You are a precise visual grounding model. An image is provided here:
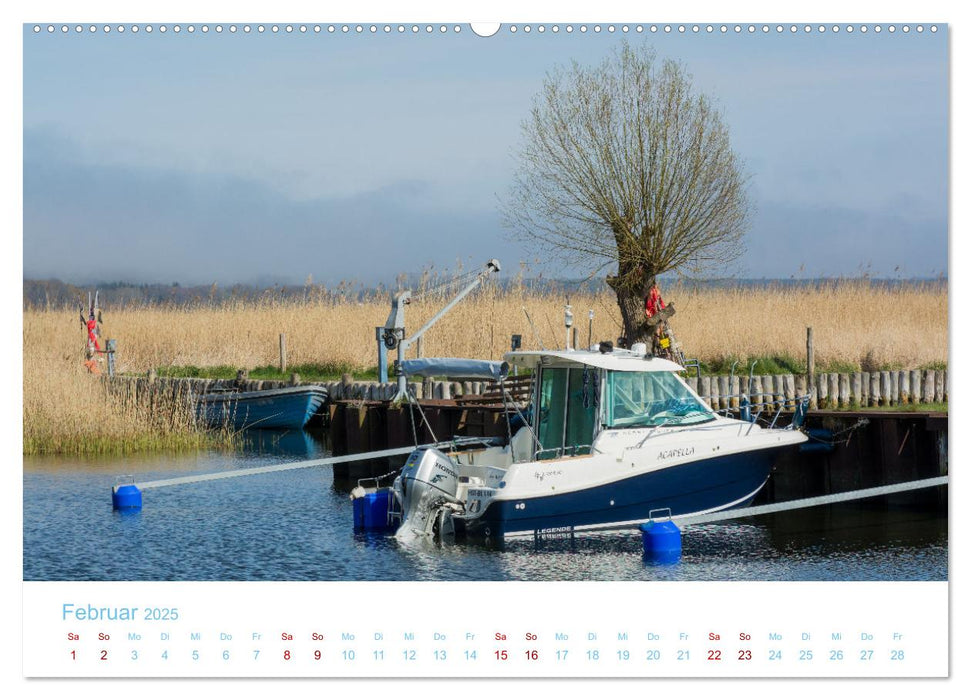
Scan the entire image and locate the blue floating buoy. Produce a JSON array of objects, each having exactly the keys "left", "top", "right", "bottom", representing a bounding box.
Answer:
[
  {"left": 351, "top": 487, "right": 397, "bottom": 531},
  {"left": 112, "top": 482, "right": 142, "bottom": 511},
  {"left": 640, "top": 516, "right": 682, "bottom": 564}
]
